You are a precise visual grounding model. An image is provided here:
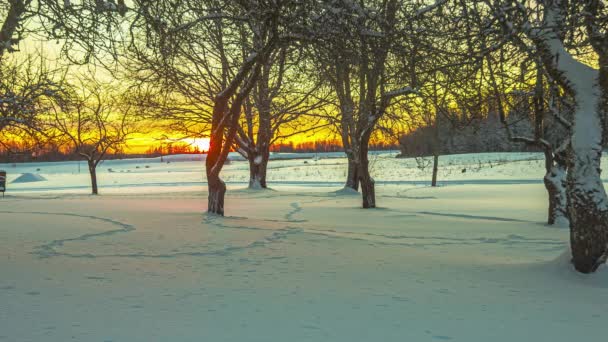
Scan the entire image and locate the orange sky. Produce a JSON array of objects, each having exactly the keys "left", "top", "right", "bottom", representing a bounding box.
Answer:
[{"left": 125, "top": 127, "right": 340, "bottom": 154}]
